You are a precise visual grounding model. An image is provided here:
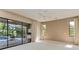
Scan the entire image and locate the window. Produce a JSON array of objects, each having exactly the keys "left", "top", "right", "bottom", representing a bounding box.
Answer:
[{"left": 69, "top": 20, "right": 76, "bottom": 37}]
